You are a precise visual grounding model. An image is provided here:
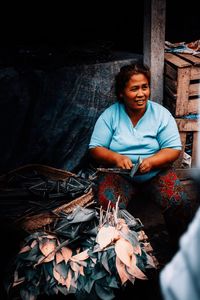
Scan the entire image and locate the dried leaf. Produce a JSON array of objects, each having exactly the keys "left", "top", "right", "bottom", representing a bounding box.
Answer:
[
  {"left": 43, "top": 253, "right": 55, "bottom": 263},
  {"left": 30, "top": 240, "right": 37, "bottom": 249},
  {"left": 13, "top": 271, "right": 25, "bottom": 287},
  {"left": 53, "top": 267, "right": 66, "bottom": 285},
  {"left": 39, "top": 239, "right": 56, "bottom": 257},
  {"left": 61, "top": 246, "right": 72, "bottom": 263},
  {"left": 91, "top": 257, "right": 97, "bottom": 264},
  {"left": 19, "top": 245, "right": 31, "bottom": 254},
  {"left": 79, "top": 265, "right": 84, "bottom": 276},
  {"left": 120, "top": 230, "right": 139, "bottom": 248},
  {"left": 55, "top": 251, "right": 64, "bottom": 264},
  {"left": 143, "top": 242, "right": 153, "bottom": 253},
  {"left": 115, "top": 256, "right": 129, "bottom": 285},
  {"left": 115, "top": 238, "right": 133, "bottom": 267},
  {"left": 146, "top": 253, "right": 158, "bottom": 269},
  {"left": 70, "top": 261, "right": 80, "bottom": 273},
  {"left": 65, "top": 269, "right": 72, "bottom": 290},
  {"left": 133, "top": 244, "right": 142, "bottom": 256},
  {"left": 96, "top": 225, "right": 119, "bottom": 249},
  {"left": 137, "top": 230, "right": 148, "bottom": 241},
  {"left": 116, "top": 219, "right": 129, "bottom": 234},
  {"left": 124, "top": 272, "right": 135, "bottom": 285},
  {"left": 71, "top": 249, "right": 89, "bottom": 261},
  {"left": 126, "top": 255, "right": 147, "bottom": 280}
]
